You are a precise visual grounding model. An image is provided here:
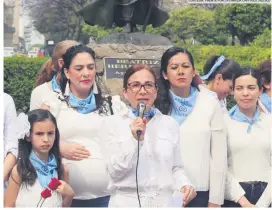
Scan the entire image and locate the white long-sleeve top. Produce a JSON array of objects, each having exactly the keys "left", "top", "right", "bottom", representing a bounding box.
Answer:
[
  {"left": 98, "top": 101, "right": 192, "bottom": 206},
  {"left": 224, "top": 112, "right": 271, "bottom": 207},
  {"left": 4, "top": 93, "right": 18, "bottom": 158},
  {"left": 30, "top": 82, "right": 62, "bottom": 117},
  {"left": 177, "top": 89, "right": 228, "bottom": 205},
  {"left": 199, "top": 84, "right": 228, "bottom": 114}
]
